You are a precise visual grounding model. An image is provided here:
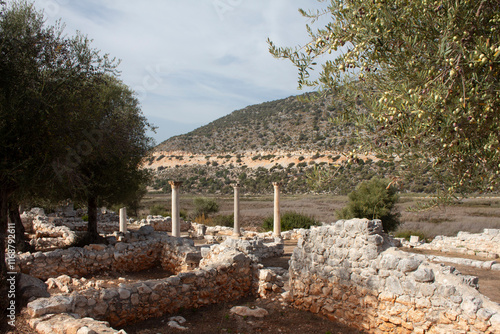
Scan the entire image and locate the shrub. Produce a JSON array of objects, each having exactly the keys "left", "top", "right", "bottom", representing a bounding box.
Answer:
[
  {"left": 211, "top": 214, "right": 234, "bottom": 227},
  {"left": 262, "top": 211, "right": 320, "bottom": 232},
  {"left": 193, "top": 197, "right": 219, "bottom": 218},
  {"left": 394, "top": 230, "right": 428, "bottom": 243},
  {"left": 337, "top": 177, "right": 401, "bottom": 232},
  {"left": 149, "top": 204, "right": 170, "bottom": 217}
]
